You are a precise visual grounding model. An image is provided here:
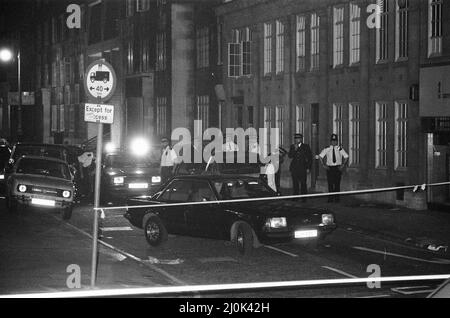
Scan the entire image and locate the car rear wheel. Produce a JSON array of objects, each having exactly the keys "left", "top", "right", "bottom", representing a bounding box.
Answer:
[
  {"left": 144, "top": 215, "right": 168, "bottom": 247},
  {"left": 62, "top": 207, "right": 73, "bottom": 220},
  {"left": 233, "top": 222, "right": 254, "bottom": 256}
]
